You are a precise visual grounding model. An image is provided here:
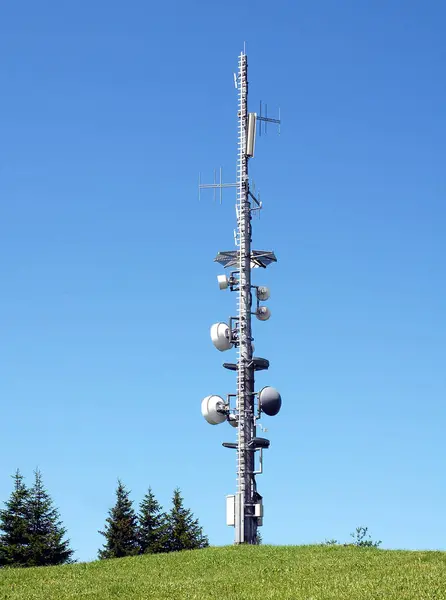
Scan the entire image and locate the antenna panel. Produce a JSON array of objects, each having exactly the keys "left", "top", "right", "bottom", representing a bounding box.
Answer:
[{"left": 246, "top": 113, "right": 257, "bottom": 157}]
